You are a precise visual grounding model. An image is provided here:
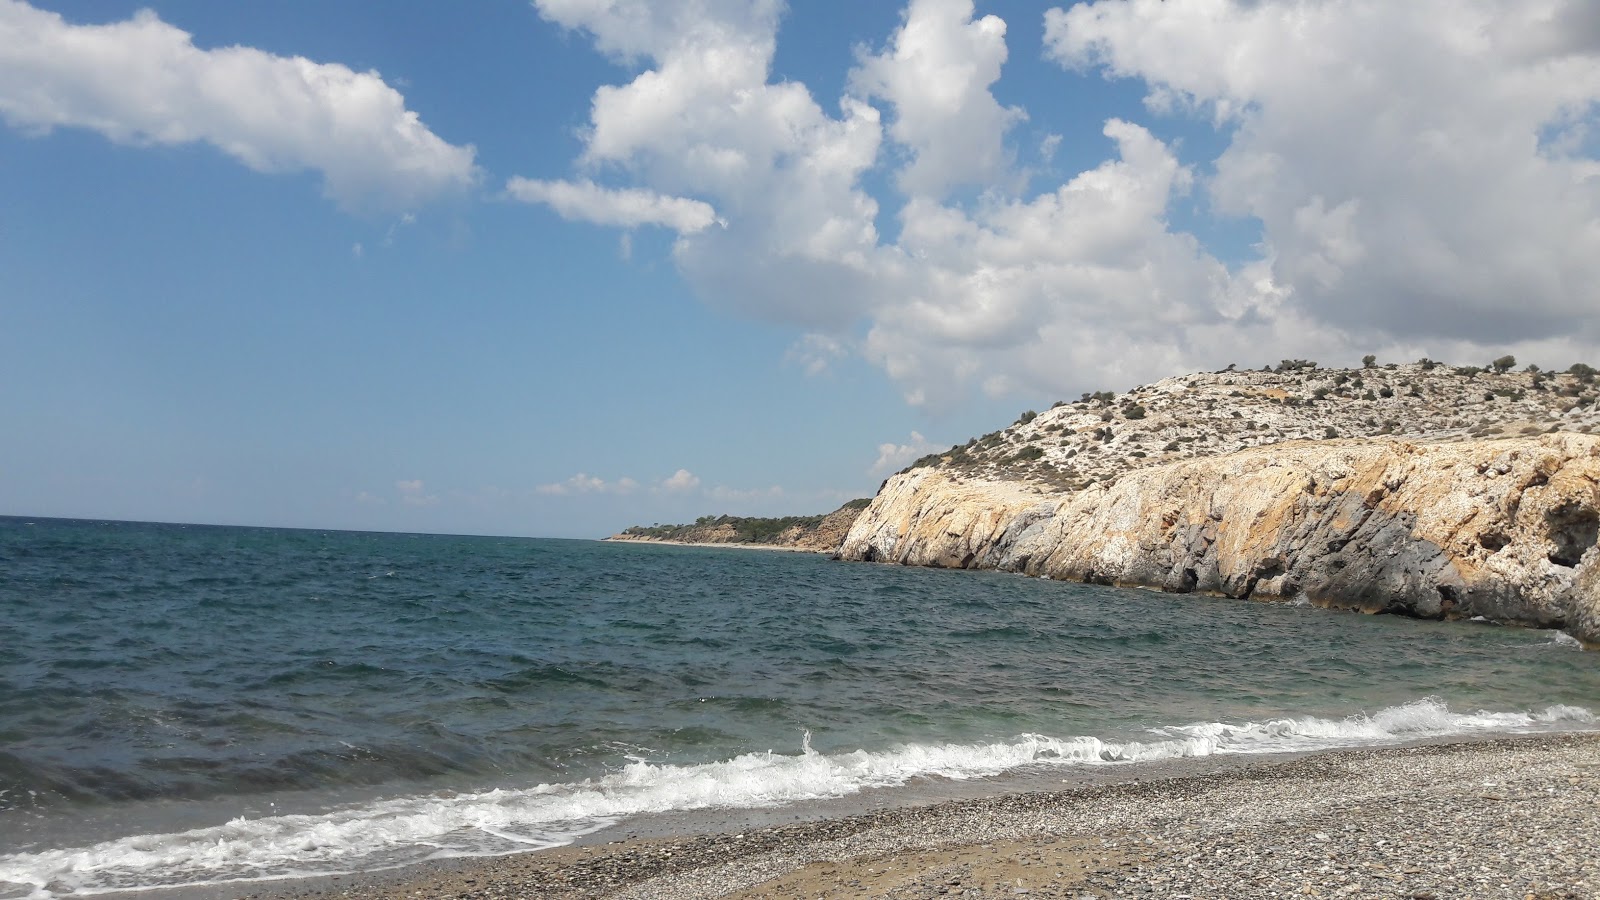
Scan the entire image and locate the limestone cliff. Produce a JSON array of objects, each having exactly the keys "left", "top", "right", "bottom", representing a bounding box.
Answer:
[{"left": 838, "top": 434, "right": 1600, "bottom": 646}]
